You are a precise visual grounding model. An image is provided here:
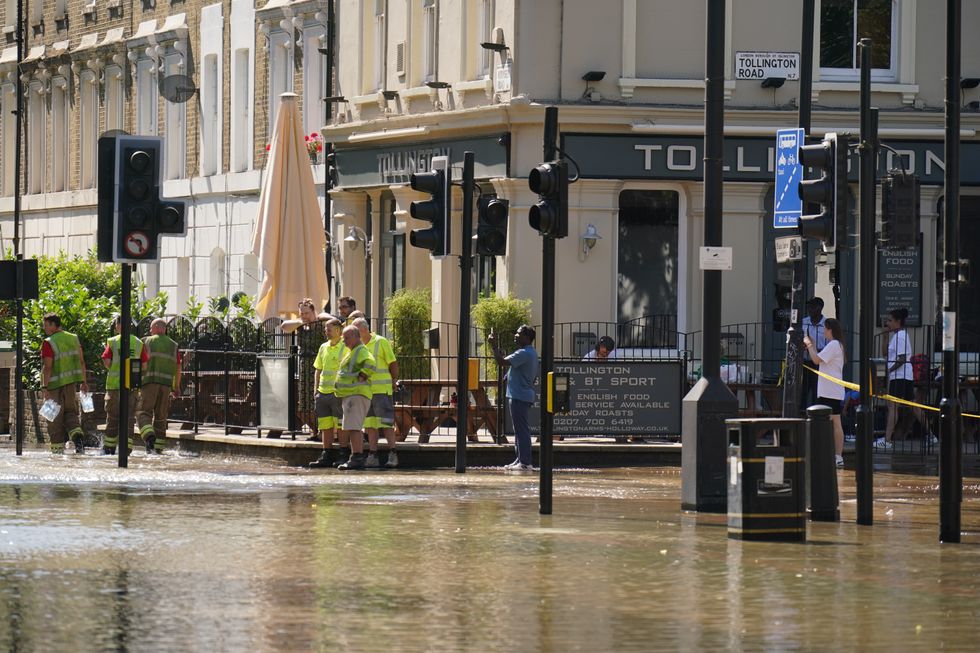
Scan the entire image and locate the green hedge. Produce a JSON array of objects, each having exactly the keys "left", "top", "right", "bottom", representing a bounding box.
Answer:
[{"left": 384, "top": 287, "right": 431, "bottom": 380}]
